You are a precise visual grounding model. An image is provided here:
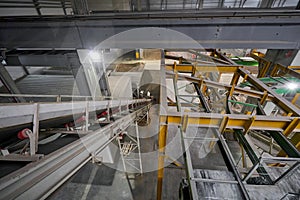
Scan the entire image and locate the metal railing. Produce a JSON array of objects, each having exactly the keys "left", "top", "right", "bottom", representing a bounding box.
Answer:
[{"left": 0, "top": 93, "right": 139, "bottom": 103}]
